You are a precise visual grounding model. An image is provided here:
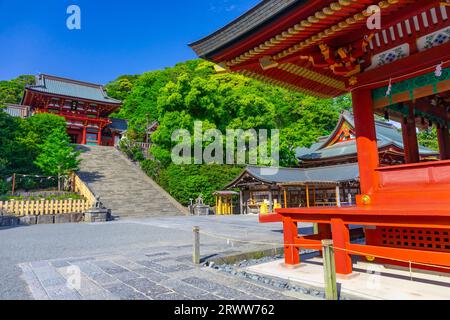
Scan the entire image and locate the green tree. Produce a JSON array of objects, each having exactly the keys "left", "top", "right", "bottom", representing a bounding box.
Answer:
[
  {"left": 105, "top": 75, "right": 139, "bottom": 101},
  {"left": 418, "top": 127, "right": 439, "bottom": 151},
  {"left": 0, "top": 75, "right": 35, "bottom": 104},
  {"left": 105, "top": 59, "right": 352, "bottom": 204},
  {"left": 155, "top": 163, "right": 243, "bottom": 206},
  {"left": 34, "top": 128, "right": 81, "bottom": 191},
  {"left": 18, "top": 113, "right": 67, "bottom": 158}
]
